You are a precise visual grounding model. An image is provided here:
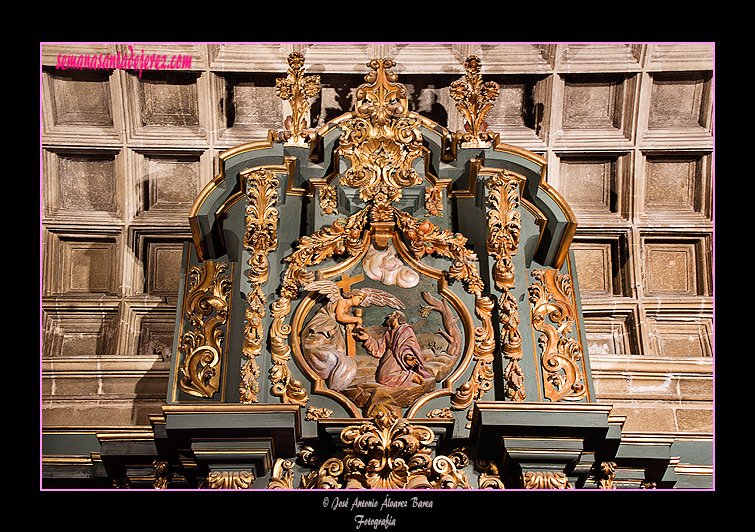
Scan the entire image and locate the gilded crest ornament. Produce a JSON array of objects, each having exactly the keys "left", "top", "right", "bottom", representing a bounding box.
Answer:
[{"left": 337, "top": 59, "right": 424, "bottom": 201}]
